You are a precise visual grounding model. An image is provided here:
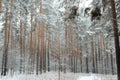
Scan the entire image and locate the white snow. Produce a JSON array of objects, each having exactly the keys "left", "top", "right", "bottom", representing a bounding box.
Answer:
[
  {"left": 0, "top": 22, "right": 3, "bottom": 31},
  {"left": 79, "top": 0, "right": 93, "bottom": 8},
  {"left": 77, "top": 74, "right": 101, "bottom": 80},
  {"left": 0, "top": 72, "right": 117, "bottom": 80}
]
